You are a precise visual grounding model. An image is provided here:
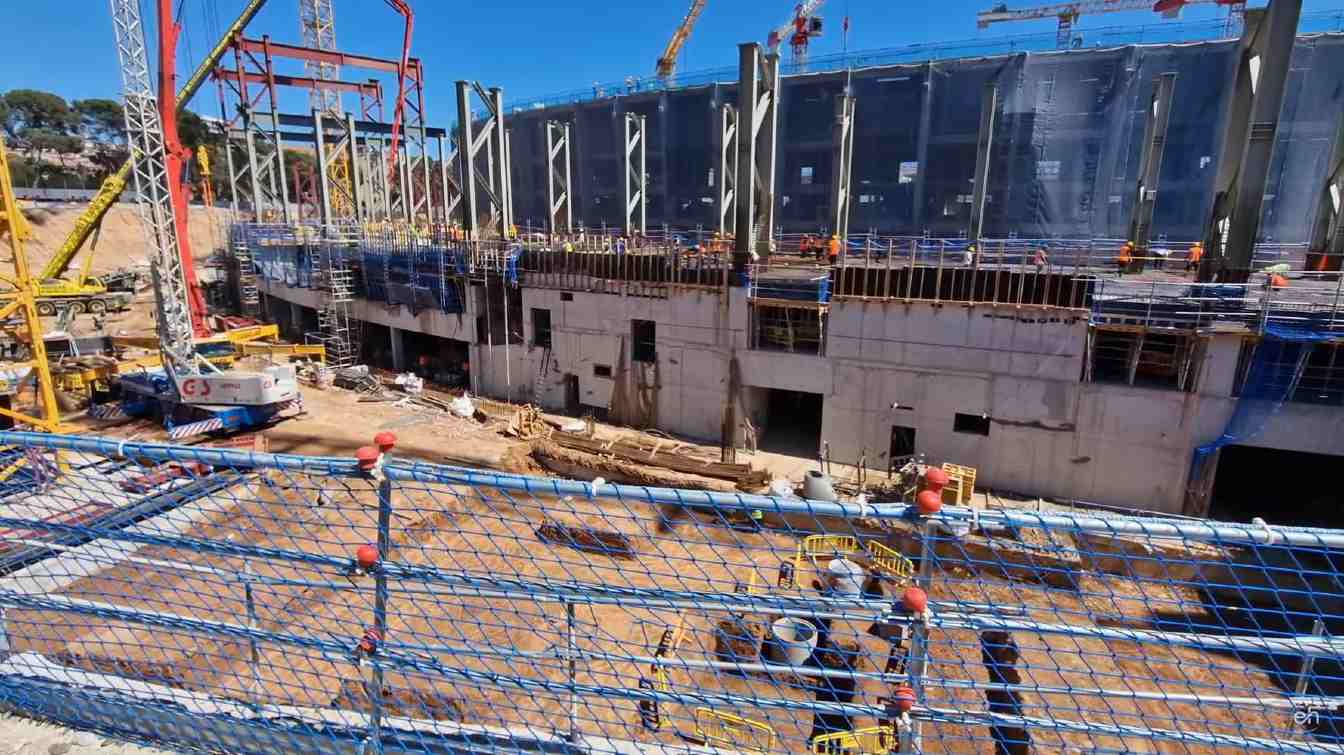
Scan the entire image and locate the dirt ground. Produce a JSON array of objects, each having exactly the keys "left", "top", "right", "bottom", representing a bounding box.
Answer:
[{"left": 0, "top": 205, "right": 1316, "bottom": 752}]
